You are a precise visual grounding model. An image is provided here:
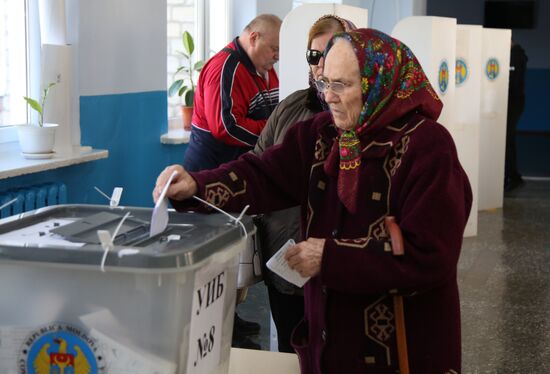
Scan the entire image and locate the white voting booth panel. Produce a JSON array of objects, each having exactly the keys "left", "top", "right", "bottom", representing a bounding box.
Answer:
[
  {"left": 279, "top": 4, "right": 368, "bottom": 101},
  {"left": 455, "top": 25, "right": 482, "bottom": 237},
  {"left": 478, "top": 28, "right": 511, "bottom": 211},
  {"left": 391, "top": 17, "right": 457, "bottom": 132}
]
